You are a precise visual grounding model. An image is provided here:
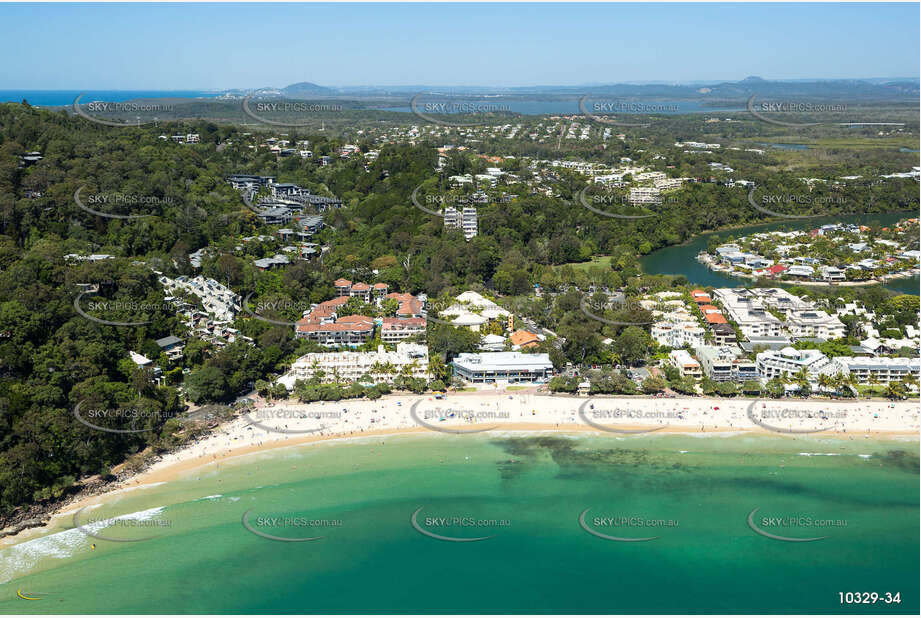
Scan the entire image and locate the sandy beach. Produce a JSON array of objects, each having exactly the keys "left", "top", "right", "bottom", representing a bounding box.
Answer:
[{"left": 2, "top": 391, "right": 918, "bottom": 548}]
